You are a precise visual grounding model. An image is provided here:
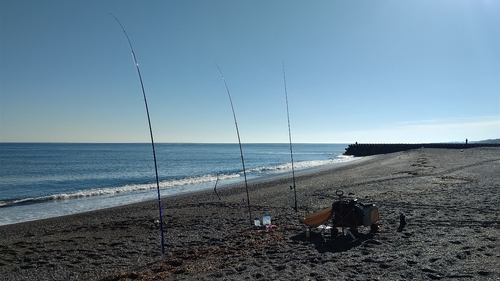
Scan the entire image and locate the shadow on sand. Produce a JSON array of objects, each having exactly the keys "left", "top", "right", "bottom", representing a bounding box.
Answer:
[{"left": 291, "top": 229, "right": 379, "bottom": 253}]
